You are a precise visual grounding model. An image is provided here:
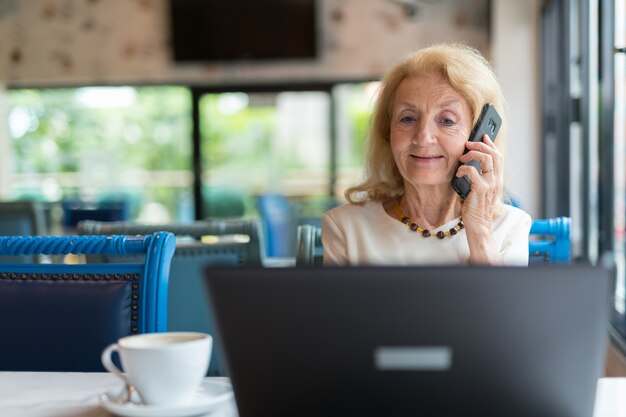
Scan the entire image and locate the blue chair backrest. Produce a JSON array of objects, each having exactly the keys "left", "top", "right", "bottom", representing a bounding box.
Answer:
[
  {"left": 167, "top": 242, "right": 262, "bottom": 375},
  {"left": 528, "top": 217, "right": 571, "bottom": 264},
  {"left": 0, "top": 233, "right": 176, "bottom": 372},
  {"left": 256, "top": 193, "right": 295, "bottom": 257}
]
